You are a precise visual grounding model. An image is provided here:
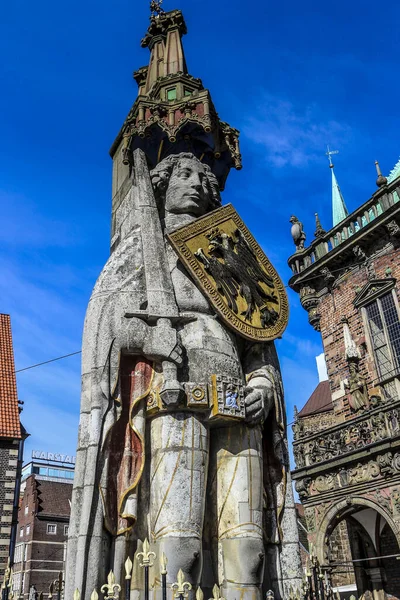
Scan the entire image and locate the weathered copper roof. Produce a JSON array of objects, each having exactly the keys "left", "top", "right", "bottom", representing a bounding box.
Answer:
[
  {"left": 298, "top": 380, "right": 332, "bottom": 418},
  {"left": 388, "top": 157, "right": 400, "bottom": 183},
  {"left": 0, "top": 314, "right": 22, "bottom": 439}
]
